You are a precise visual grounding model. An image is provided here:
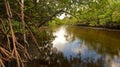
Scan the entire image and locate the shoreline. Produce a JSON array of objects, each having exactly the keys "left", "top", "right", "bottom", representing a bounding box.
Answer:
[{"left": 75, "top": 25, "right": 120, "bottom": 32}]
